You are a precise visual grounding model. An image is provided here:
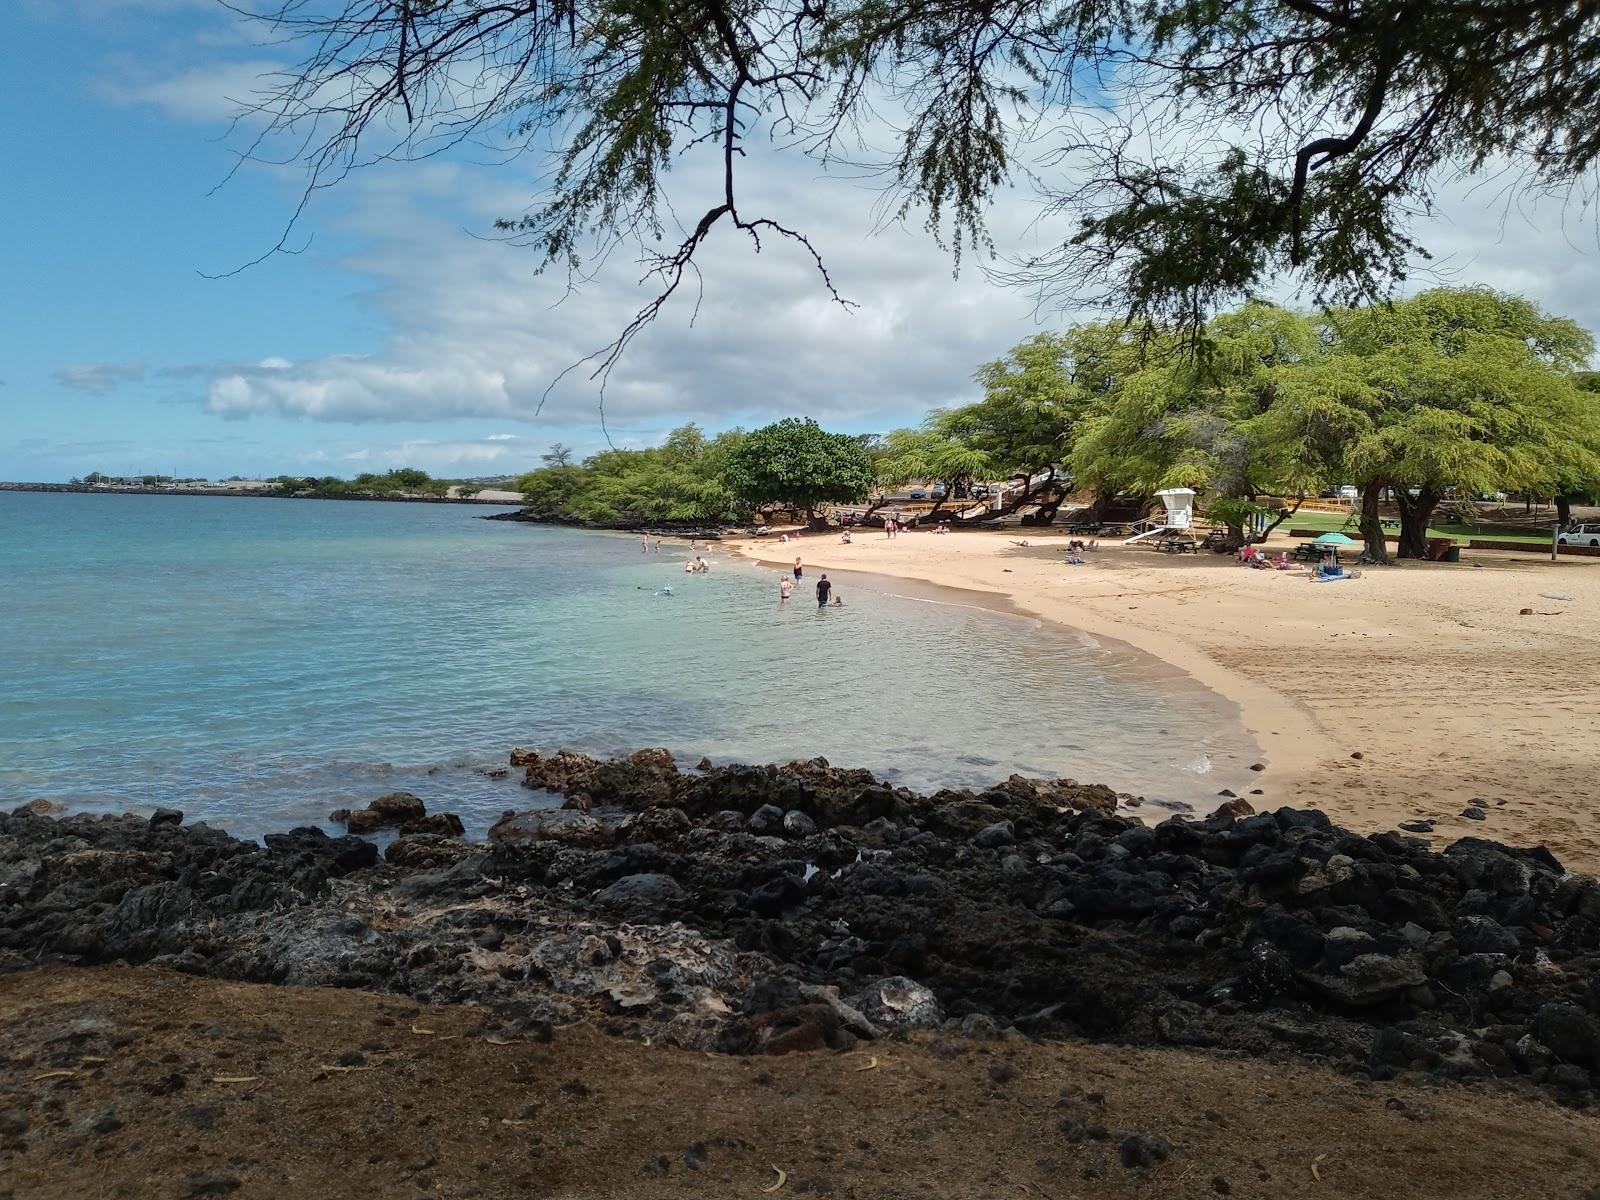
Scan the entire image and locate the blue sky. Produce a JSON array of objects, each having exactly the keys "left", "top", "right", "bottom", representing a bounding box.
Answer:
[
  {"left": 4, "top": 0, "right": 1025, "bottom": 482},
  {"left": 6, "top": 1, "right": 1600, "bottom": 483}
]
